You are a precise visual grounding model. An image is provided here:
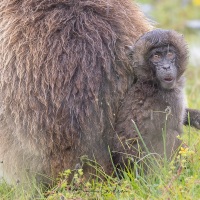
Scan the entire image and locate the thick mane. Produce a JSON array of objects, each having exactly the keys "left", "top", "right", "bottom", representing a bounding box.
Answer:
[{"left": 0, "top": 0, "right": 151, "bottom": 179}]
